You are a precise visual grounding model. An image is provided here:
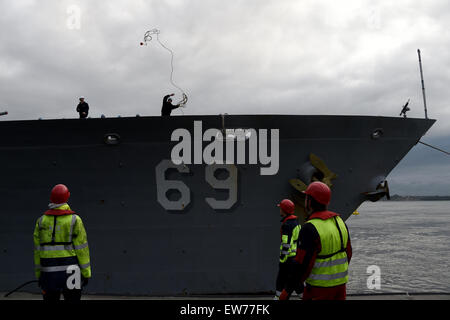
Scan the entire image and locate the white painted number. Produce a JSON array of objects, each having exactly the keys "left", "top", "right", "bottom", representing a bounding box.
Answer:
[
  {"left": 155, "top": 160, "right": 191, "bottom": 211},
  {"left": 155, "top": 161, "right": 238, "bottom": 211},
  {"left": 205, "top": 164, "right": 238, "bottom": 210}
]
